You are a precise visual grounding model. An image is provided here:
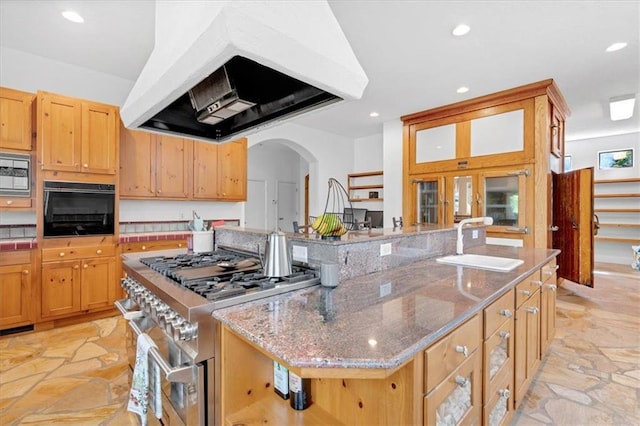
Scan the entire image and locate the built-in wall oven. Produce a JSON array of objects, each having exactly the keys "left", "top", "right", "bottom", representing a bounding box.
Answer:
[{"left": 43, "top": 181, "right": 115, "bottom": 237}]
